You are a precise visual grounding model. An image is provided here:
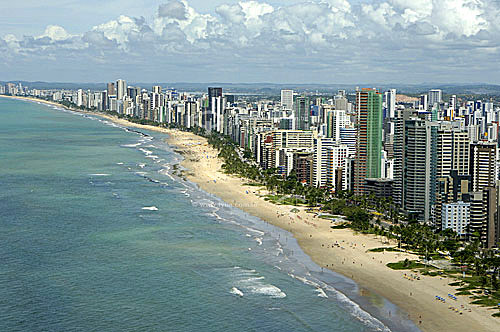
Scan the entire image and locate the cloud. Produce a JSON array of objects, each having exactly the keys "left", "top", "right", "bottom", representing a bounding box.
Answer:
[
  {"left": 158, "top": 0, "right": 188, "bottom": 20},
  {"left": 1, "top": 0, "right": 500, "bottom": 83},
  {"left": 39, "top": 25, "right": 72, "bottom": 41}
]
